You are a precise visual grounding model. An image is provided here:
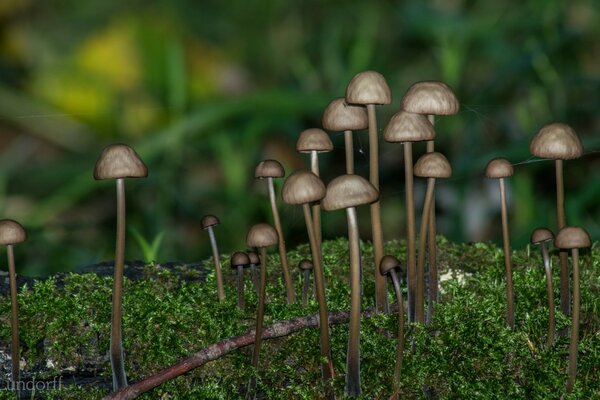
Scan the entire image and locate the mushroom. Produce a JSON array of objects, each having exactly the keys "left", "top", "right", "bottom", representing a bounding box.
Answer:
[
  {"left": 554, "top": 226, "right": 591, "bottom": 392},
  {"left": 485, "top": 158, "right": 515, "bottom": 329},
  {"left": 298, "top": 259, "right": 314, "bottom": 306},
  {"left": 246, "top": 223, "right": 279, "bottom": 397},
  {"left": 255, "top": 159, "right": 295, "bottom": 304},
  {"left": 383, "top": 111, "right": 435, "bottom": 323},
  {"left": 0, "top": 219, "right": 27, "bottom": 387},
  {"left": 201, "top": 214, "right": 225, "bottom": 302},
  {"left": 247, "top": 251, "right": 260, "bottom": 295},
  {"left": 379, "top": 255, "right": 406, "bottom": 400},
  {"left": 94, "top": 143, "right": 148, "bottom": 390},
  {"left": 530, "top": 228, "right": 556, "bottom": 347},
  {"left": 322, "top": 97, "right": 368, "bottom": 174},
  {"left": 346, "top": 70, "right": 392, "bottom": 313},
  {"left": 321, "top": 174, "right": 379, "bottom": 397},
  {"left": 530, "top": 123, "right": 583, "bottom": 318},
  {"left": 282, "top": 170, "right": 335, "bottom": 388},
  {"left": 231, "top": 251, "right": 250, "bottom": 310},
  {"left": 296, "top": 128, "right": 333, "bottom": 248},
  {"left": 413, "top": 152, "right": 452, "bottom": 324}
]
